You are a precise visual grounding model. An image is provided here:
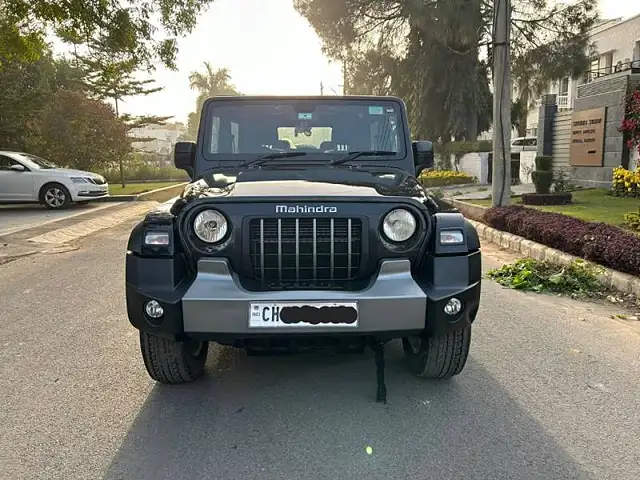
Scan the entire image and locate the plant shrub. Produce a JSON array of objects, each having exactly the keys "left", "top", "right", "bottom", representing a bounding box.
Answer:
[
  {"left": 618, "top": 85, "right": 640, "bottom": 165},
  {"left": 531, "top": 171, "right": 554, "bottom": 194},
  {"left": 97, "top": 163, "right": 190, "bottom": 182},
  {"left": 611, "top": 166, "right": 640, "bottom": 197},
  {"left": 624, "top": 208, "right": 640, "bottom": 231},
  {"left": 530, "top": 155, "right": 554, "bottom": 194},
  {"left": 535, "top": 155, "right": 553, "bottom": 171},
  {"left": 483, "top": 205, "right": 640, "bottom": 276},
  {"left": 418, "top": 170, "right": 476, "bottom": 187}
]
